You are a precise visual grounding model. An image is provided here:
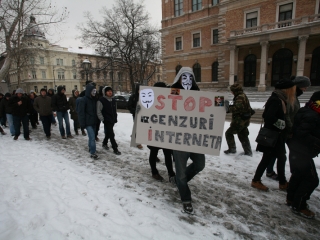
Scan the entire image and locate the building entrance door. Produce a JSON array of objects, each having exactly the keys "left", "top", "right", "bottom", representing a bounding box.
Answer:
[
  {"left": 244, "top": 54, "right": 256, "bottom": 87},
  {"left": 272, "top": 49, "right": 293, "bottom": 86},
  {"left": 311, "top": 47, "right": 320, "bottom": 86}
]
